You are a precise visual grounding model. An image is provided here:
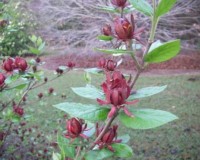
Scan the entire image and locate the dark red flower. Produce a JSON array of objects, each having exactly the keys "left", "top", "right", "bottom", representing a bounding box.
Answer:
[
  {"left": 35, "top": 57, "right": 41, "bottom": 63},
  {"left": 65, "top": 118, "right": 87, "bottom": 139},
  {"left": 2, "top": 58, "right": 15, "bottom": 72},
  {"left": 67, "top": 61, "right": 75, "bottom": 69},
  {"left": 96, "top": 124, "right": 121, "bottom": 151},
  {"left": 0, "top": 73, "right": 6, "bottom": 88},
  {"left": 56, "top": 68, "right": 63, "bottom": 75},
  {"left": 38, "top": 93, "right": 43, "bottom": 99},
  {"left": 114, "top": 17, "right": 133, "bottom": 41},
  {"left": 102, "top": 24, "right": 112, "bottom": 36},
  {"left": 97, "top": 71, "right": 138, "bottom": 117},
  {"left": 13, "top": 106, "right": 24, "bottom": 117},
  {"left": 111, "top": 0, "right": 127, "bottom": 8},
  {"left": 48, "top": 88, "right": 54, "bottom": 94},
  {"left": 14, "top": 57, "right": 28, "bottom": 71},
  {"left": 106, "top": 60, "right": 117, "bottom": 71}
]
